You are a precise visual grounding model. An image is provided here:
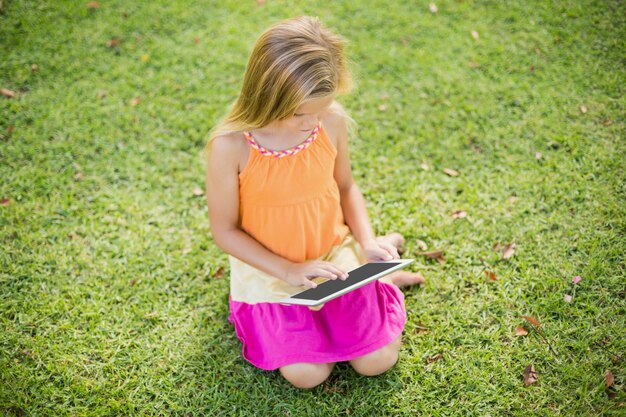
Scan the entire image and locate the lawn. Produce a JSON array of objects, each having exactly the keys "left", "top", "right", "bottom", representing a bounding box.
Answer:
[{"left": 1, "top": 0, "right": 624, "bottom": 416}]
